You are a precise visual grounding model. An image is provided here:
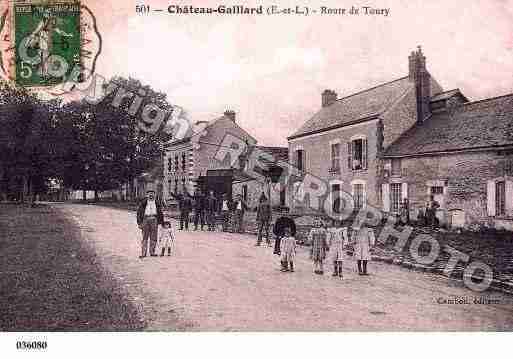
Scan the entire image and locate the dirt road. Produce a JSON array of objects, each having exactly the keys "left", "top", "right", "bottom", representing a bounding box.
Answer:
[{"left": 55, "top": 203, "right": 513, "bottom": 331}]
